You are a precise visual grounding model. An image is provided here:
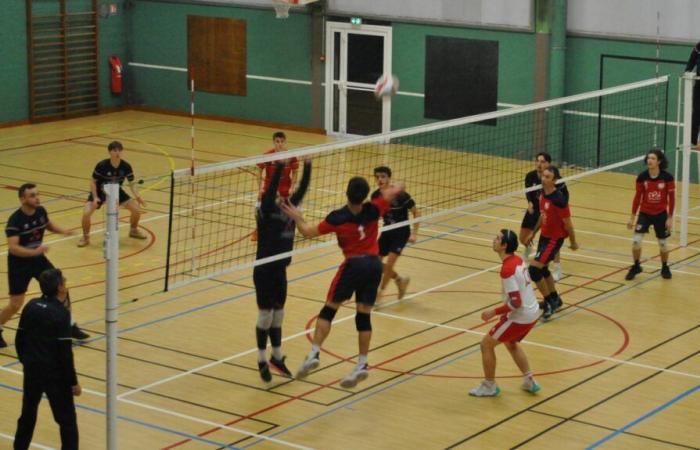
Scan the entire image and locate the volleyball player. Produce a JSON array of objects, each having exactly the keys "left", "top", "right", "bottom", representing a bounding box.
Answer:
[
  {"left": 254, "top": 157, "right": 311, "bottom": 382},
  {"left": 77, "top": 141, "right": 147, "bottom": 247},
  {"left": 524, "top": 167, "right": 578, "bottom": 320},
  {"left": 470, "top": 229, "right": 541, "bottom": 397},
  {"left": 281, "top": 177, "right": 402, "bottom": 388},
  {"left": 371, "top": 166, "right": 420, "bottom": 299},
  {"left": 626, "top": 149, "right": 675, "bottom": 280},
  {"left": 1, "top": 184, "right": 89, "bottom": 348}
]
